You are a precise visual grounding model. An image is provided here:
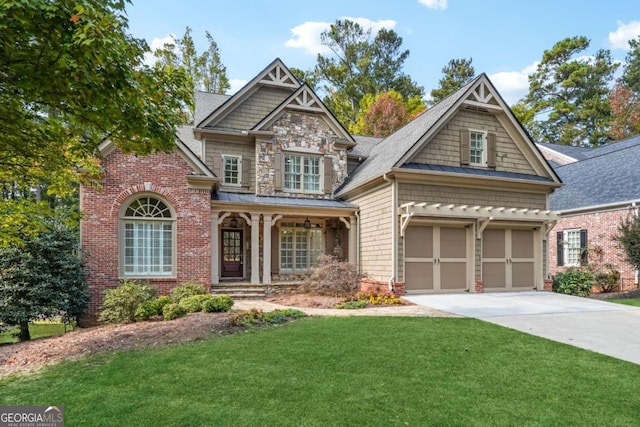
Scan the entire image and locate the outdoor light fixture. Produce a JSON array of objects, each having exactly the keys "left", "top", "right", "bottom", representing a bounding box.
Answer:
[
  {"left": 304, "top": 218, "right": 311, "bottom": 229},
  {"left": 230, "top": 215, "right": 239, "bottom": 229}
]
